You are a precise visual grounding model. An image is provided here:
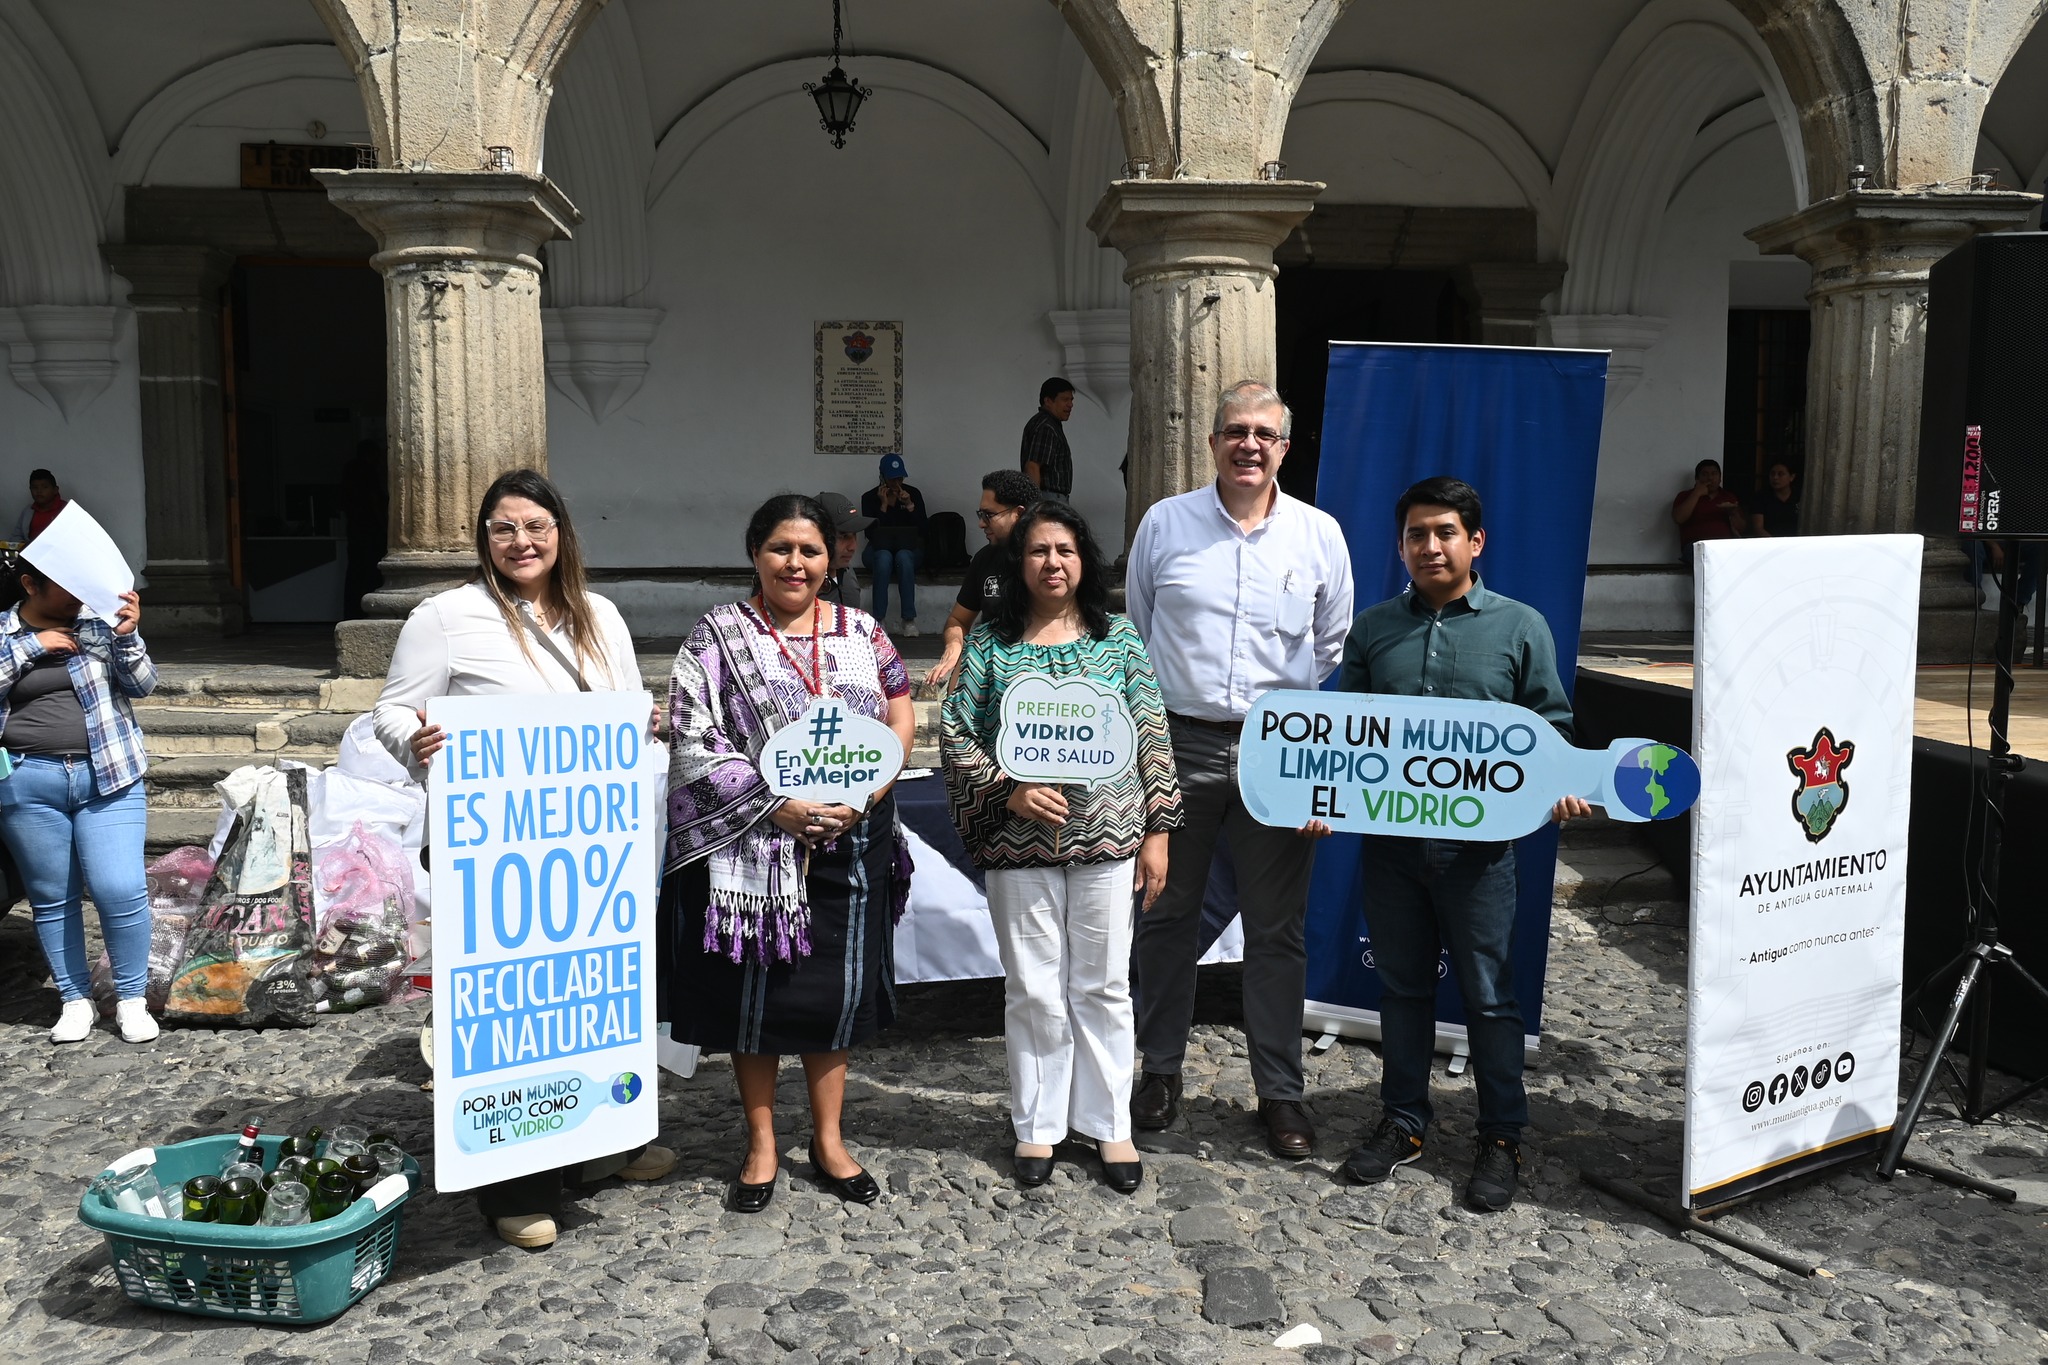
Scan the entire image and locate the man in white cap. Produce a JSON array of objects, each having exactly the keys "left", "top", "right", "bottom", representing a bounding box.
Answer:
[{"left": 814, "top": 490, "right": 872, "bottom": 609}]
